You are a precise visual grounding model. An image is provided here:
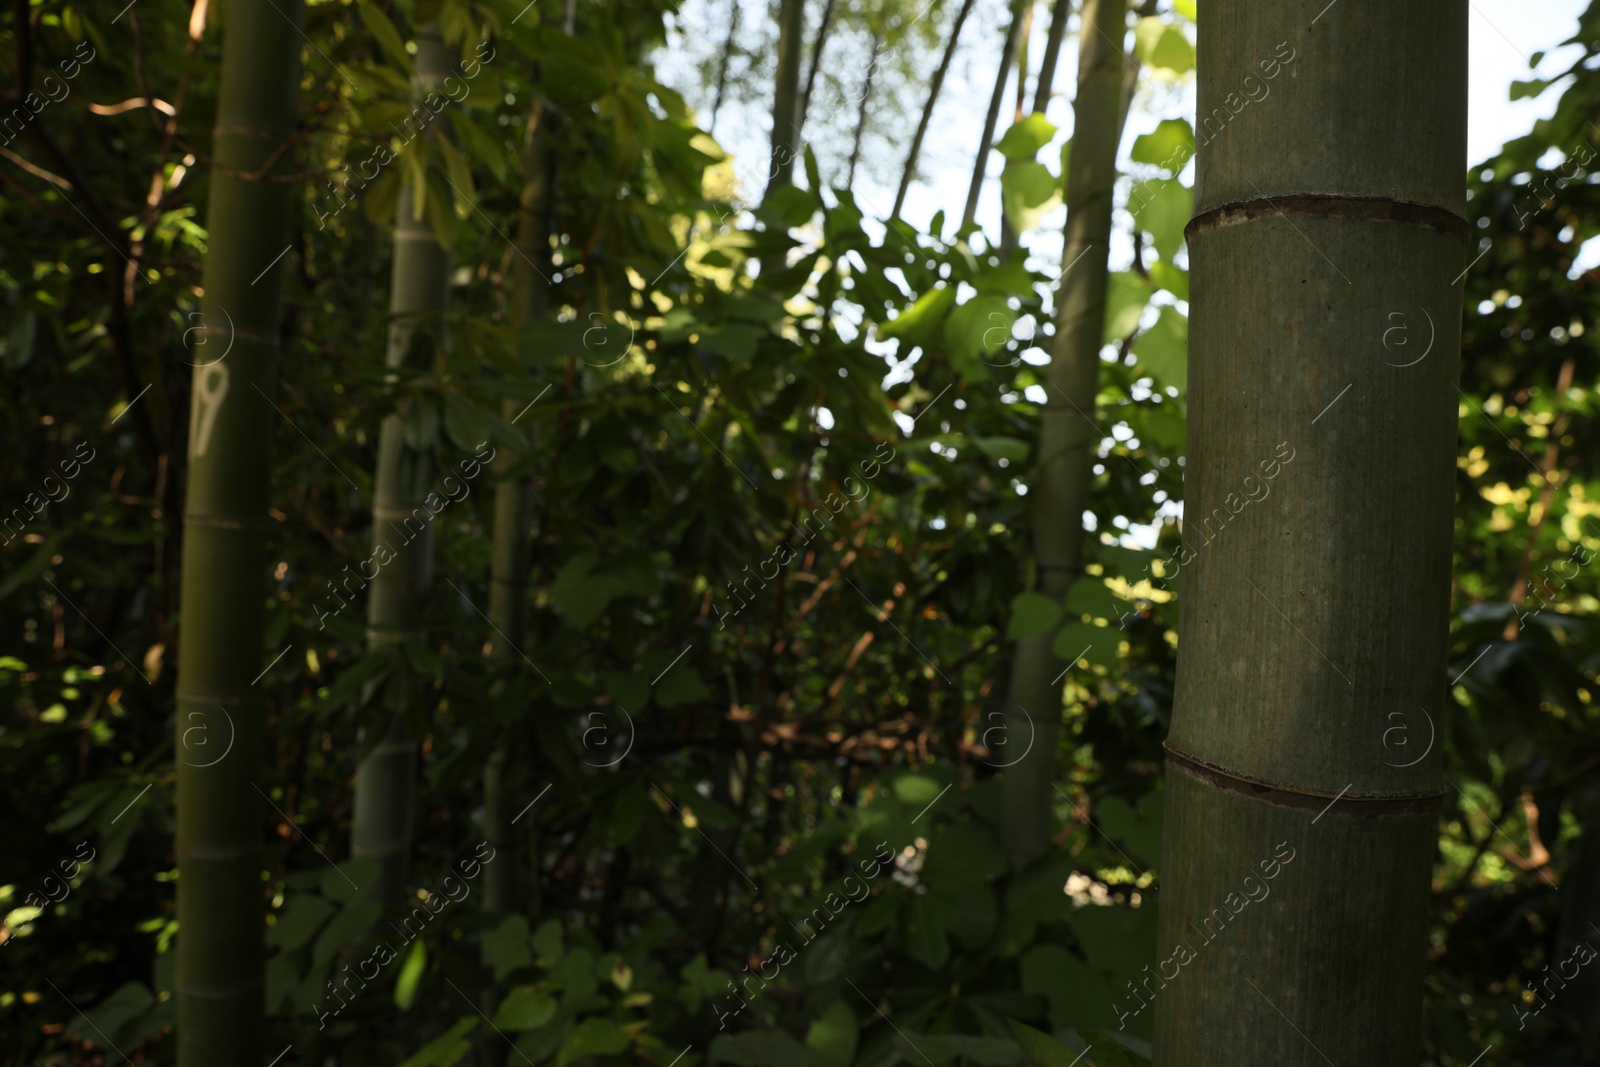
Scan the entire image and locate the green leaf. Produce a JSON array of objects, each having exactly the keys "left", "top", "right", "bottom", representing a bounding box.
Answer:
[
  {"left": 399, "top": 1017, "right": 477, "bottom": 1067},
  {"left": 1079, "top": 1031, "right": 1150, "bottom": 1067},
  {"left": 903, "top": 1033, "right": 1025, "bottom": 1065},
  {"left": 1149, "top": 260, "right": 1188, "bottom": 301},
  {"left": 4, "top": 310, "right": 37, "bottom": 369},
  {"left": 700, "top": 323, "right": 765, "bottom": 364},
  {"left": 1134, "top": 17, "right": 1194, "bottom": 75},
  {"left": 485, "top": 914, "right": 534, "bottom": 980},
  {"left": 1173, "top": 0, "right": 1196, "bottom": 19},
  {"left": 974, "top": 436, "right": 1030, "bottom": 463},
  {"left": 532, "top": 918, "right": 563, "bottom": 965},
  {"left": 1001, "top": 161, "right": 1063, "bottom": 233},
  {"left": 892, "top": 772, "right": 946, "bottom": 807},
  {"left": 657, "top": 665, "right": 711, "bottom": 708},
  {"left": 1008, "top": 1018, "right": 1081, "bottom": 1067},
  {"left": 1130, "top": 119, "right": 1195, "bottom": 174},
  {"left": 357, "top": 1, "right": 414, "bottom": 74},
  {"left": 1018, "top": 944, "right": 1117, "bottom": 1031},
  {"left": 494, "top": 987, "right": 558, "bottom": 1030},
  {"left": 266, "top": 894, "right": 336, "bottom": 951},
  {"left": 322, "top": 859, "right": 379, "bottom": 904},
  {"left": 1103, "top": 272, "right": 1151, "bottom": 343},
  {"left": 394, "top": 938, "right": 427, "bottom": 1010},
  {"left": 1008, "top": 592, "right": 1064, "bottom": 640},
  {"left": 903, "top": 894, "right": 951, "bottom": 968},
  {"left": 878, "top": 286, "right": 955, "bottom": 345},
  {"left": 556, "top": 1018, "right": 631, "bottom": 1067},
  {"left": 1509, "top": 78, "right": 1552, "bottom": 101},
  {"left": 1133, "top": 306, "right": 1188, "bottom": 392},
  {"left": 944, "top": 294, "right": 1013, "bottom": 375},
  {"left": 763, "top": 184, "right": 822, "bottom": 228},
  {"left": 805, "top": 1001, "right": 859, "bottom": 1067},
  {"left": 312, "top": 900, "right": 381, "bottom": 970},
  {"left": 713, "top": 1031, "right": 824, "bottom": 1067},
  {"left": 995, "top": 113, "right": 1060, "bottom": 160},
  {"left": 1129, "top": 179, "right": 1191, "bottom": 262},
  {"left": 1052, "top": 621, "right": 1118, "bottom": 671}
]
